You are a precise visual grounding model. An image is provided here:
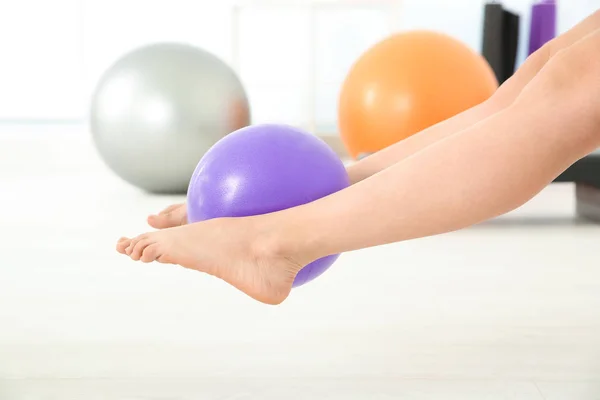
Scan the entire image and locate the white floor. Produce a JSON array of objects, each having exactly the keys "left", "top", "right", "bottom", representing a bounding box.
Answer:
[{"left": 2, "top": 124, "right": 600, "bottom": 399}]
